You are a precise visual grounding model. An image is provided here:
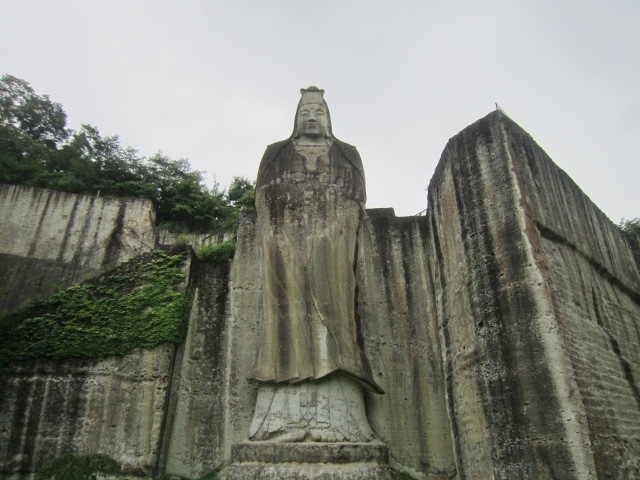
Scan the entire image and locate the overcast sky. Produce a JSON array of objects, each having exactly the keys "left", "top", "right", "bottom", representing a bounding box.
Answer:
[{"left": 2, "top": 1, "right": 638, "bottom": 221}]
